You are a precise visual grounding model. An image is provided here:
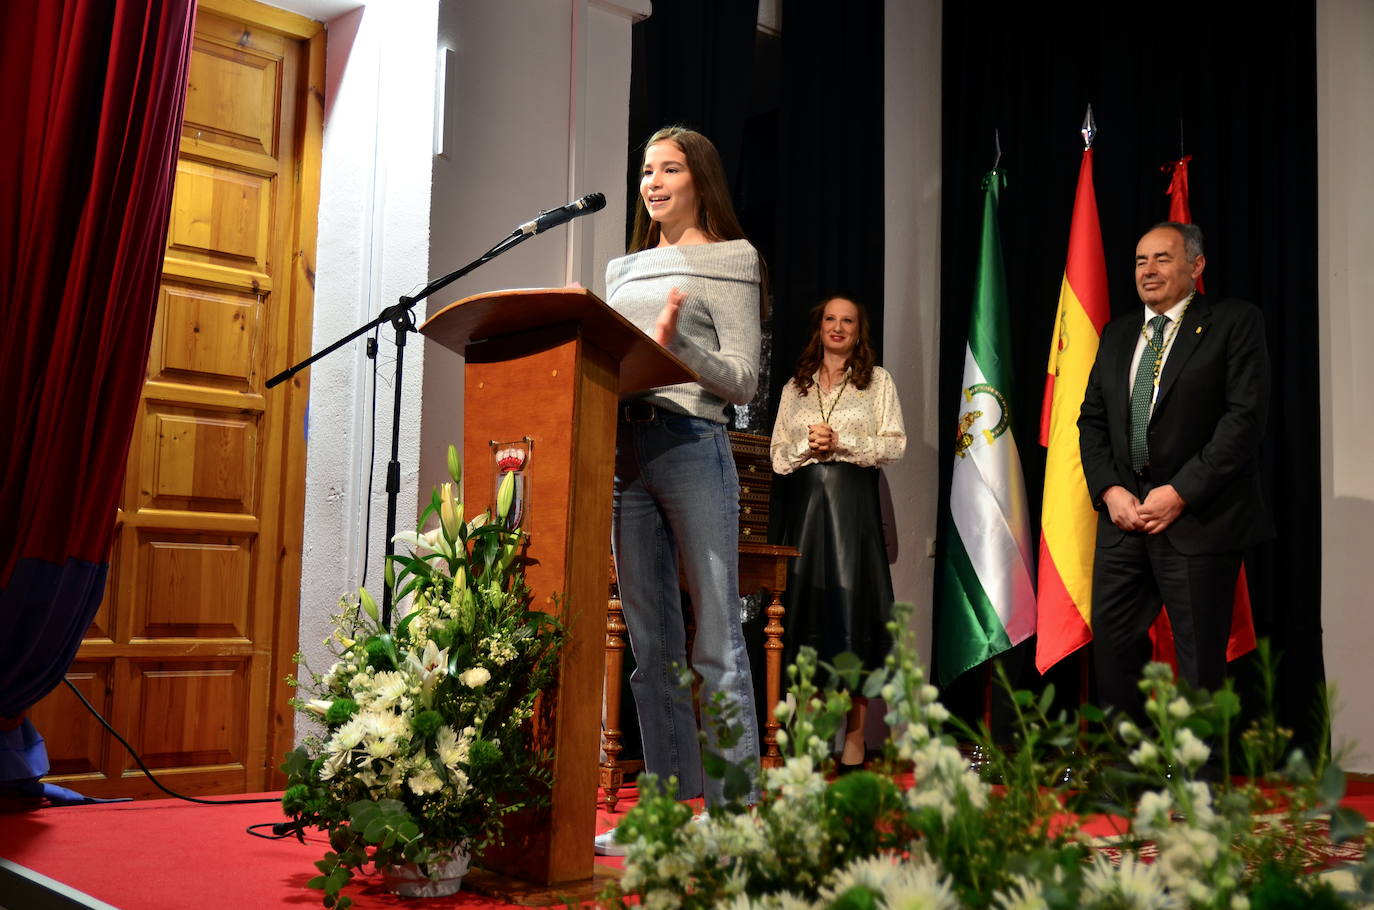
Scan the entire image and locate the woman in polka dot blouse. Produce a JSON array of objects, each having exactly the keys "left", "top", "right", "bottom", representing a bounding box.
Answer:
[{"left": 769, "top": 296, "right": 906, "bottom": 773}]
